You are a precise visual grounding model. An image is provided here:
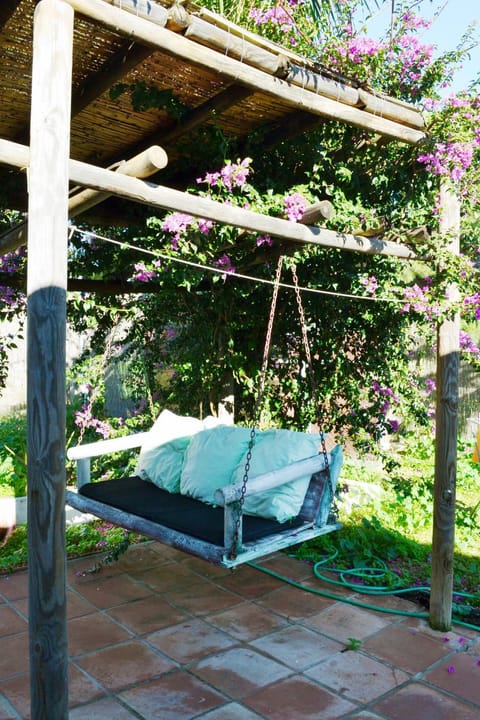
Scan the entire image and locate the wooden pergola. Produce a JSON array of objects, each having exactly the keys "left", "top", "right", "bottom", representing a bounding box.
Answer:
[{"left": 0, "top": 0, "right": 460, "bottom": 716}]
